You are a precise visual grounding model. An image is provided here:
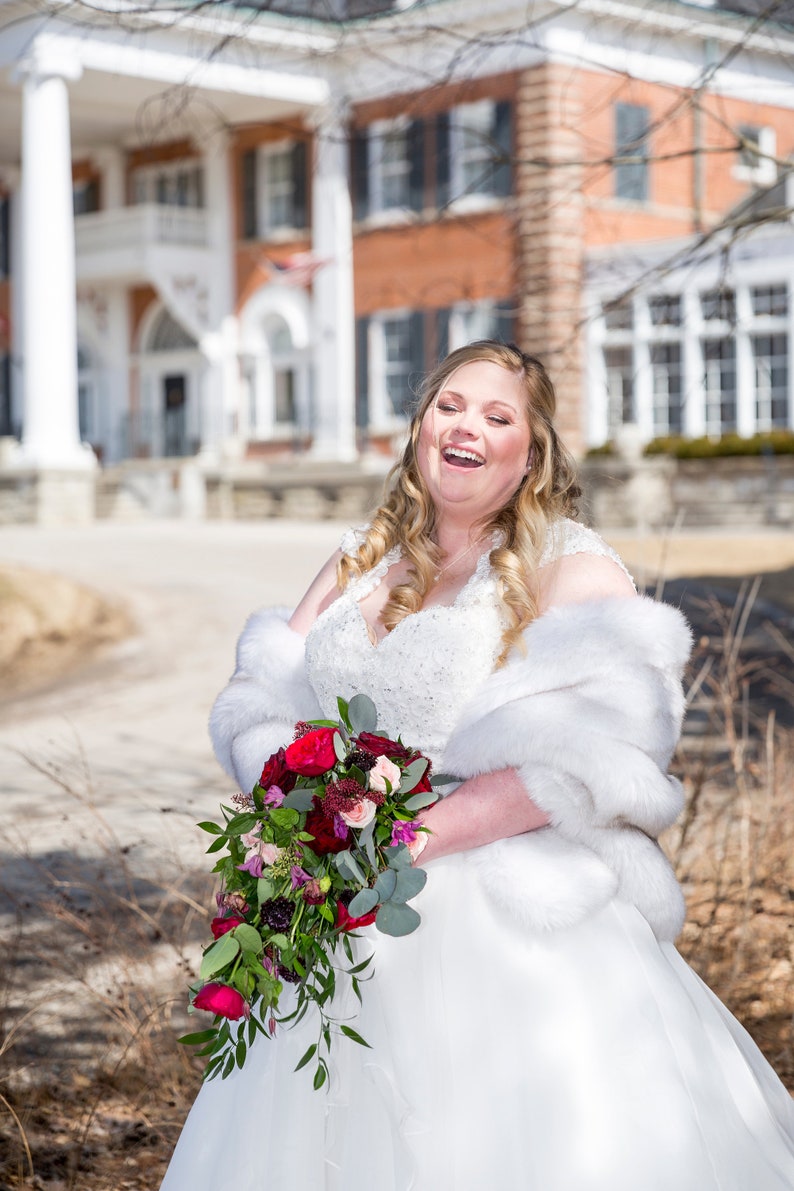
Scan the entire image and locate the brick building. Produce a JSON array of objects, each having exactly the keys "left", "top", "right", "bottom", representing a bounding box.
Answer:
[{"left": 0, "top": 0, "right": 792, "bottom": 489}]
